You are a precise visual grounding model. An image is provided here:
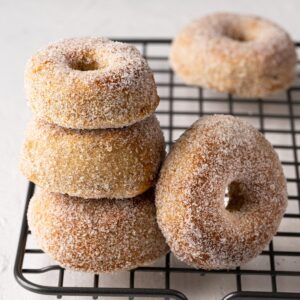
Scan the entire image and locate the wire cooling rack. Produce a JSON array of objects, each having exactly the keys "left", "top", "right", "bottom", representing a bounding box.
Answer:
[{"left": 15, "top": 39, "right": 300, "bottom": 300}]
